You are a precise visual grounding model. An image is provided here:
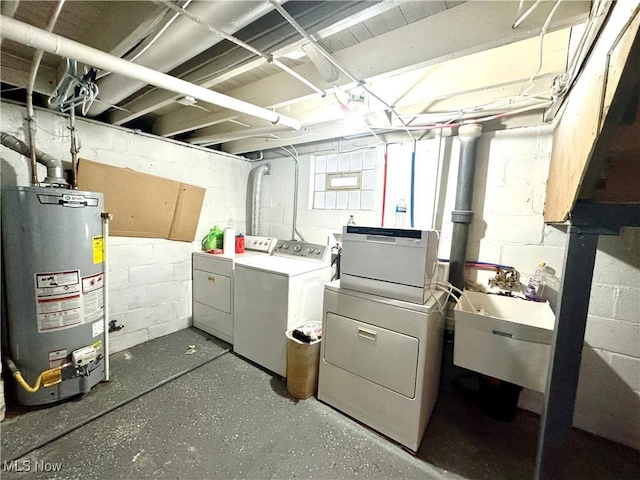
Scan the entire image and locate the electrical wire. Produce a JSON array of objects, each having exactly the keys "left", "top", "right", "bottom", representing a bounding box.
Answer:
[
  {"left": 521, "top": 0, "right": 565, "bottom": 97},
  {"left": 278, "top": 145, "right": 306, "bottom": 242},
  {"left": 436, "top": 281, "right": 477, "bottom": 312},
  {"left": 381, "top": 144, "right": 389, "bottom": 227},
  {"left": 33, "top": 121, "right": 72, "bottom": 138},
  {"left": 512, "top": 0, "right": 544, "bottom": 29}
]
